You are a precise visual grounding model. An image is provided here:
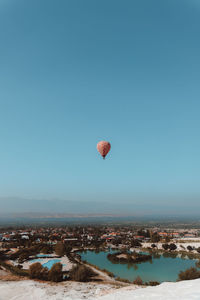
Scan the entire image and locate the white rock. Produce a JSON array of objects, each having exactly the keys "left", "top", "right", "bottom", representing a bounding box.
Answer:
[{"left": 1, "top": 279, "right": 200, "bottom": 300}]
